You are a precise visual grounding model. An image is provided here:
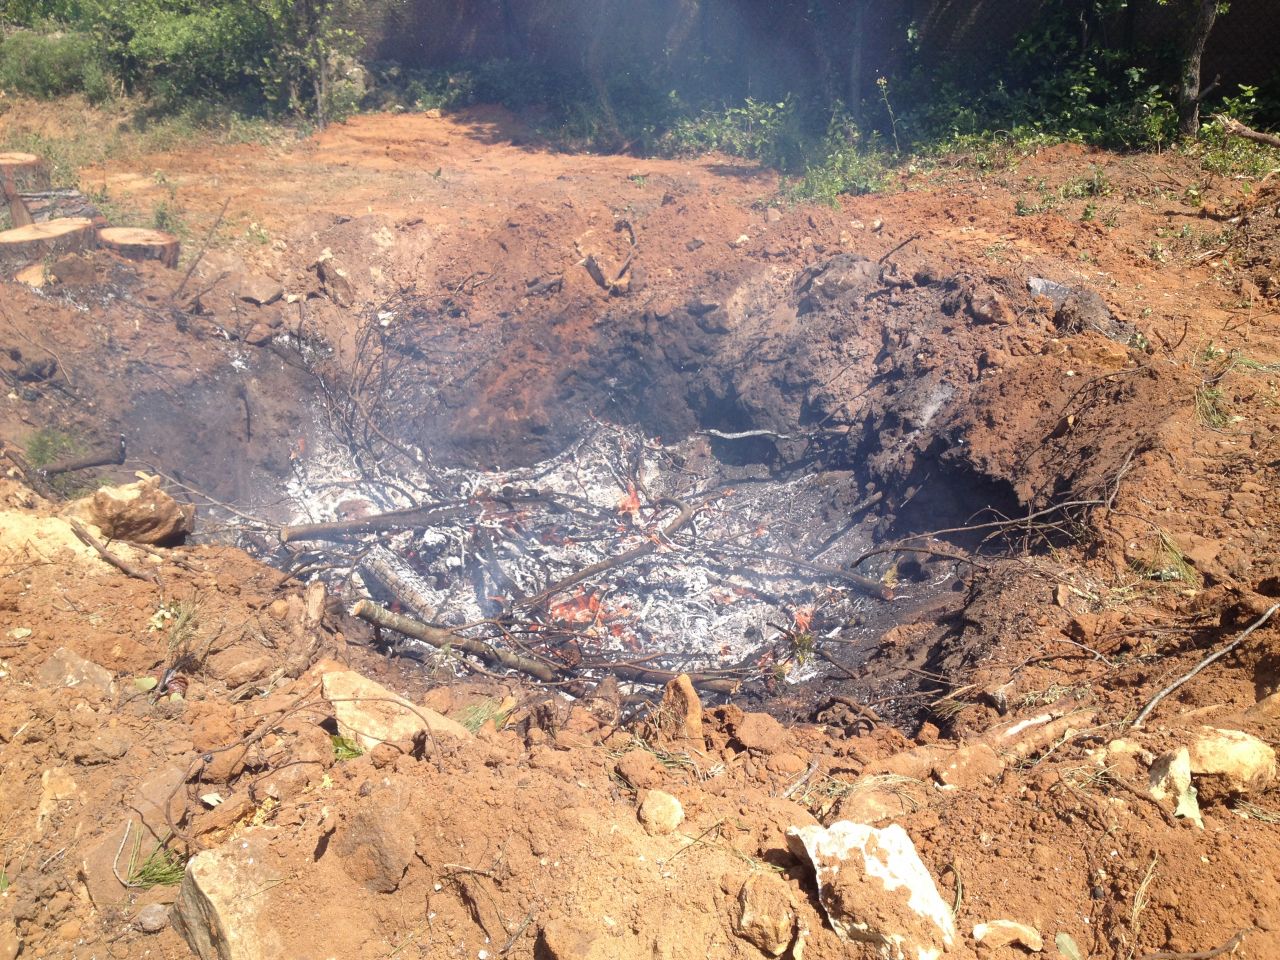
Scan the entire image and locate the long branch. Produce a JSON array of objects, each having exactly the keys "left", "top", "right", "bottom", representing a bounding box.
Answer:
[
  {"left": 280, "top": 503, "right": 473, "bottom": 543},
  {"left": 1214, "top": 115, "right": 1280, "bottom": 149},
  {"left": 517, "top": 499, "right": 693, "bottom": 609},
  {"left": 1132, "top": 604, "right": 1279, "bottom": 729},
  {"left": 351, "top": 599, "right": 560, "bottom": 682}
]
